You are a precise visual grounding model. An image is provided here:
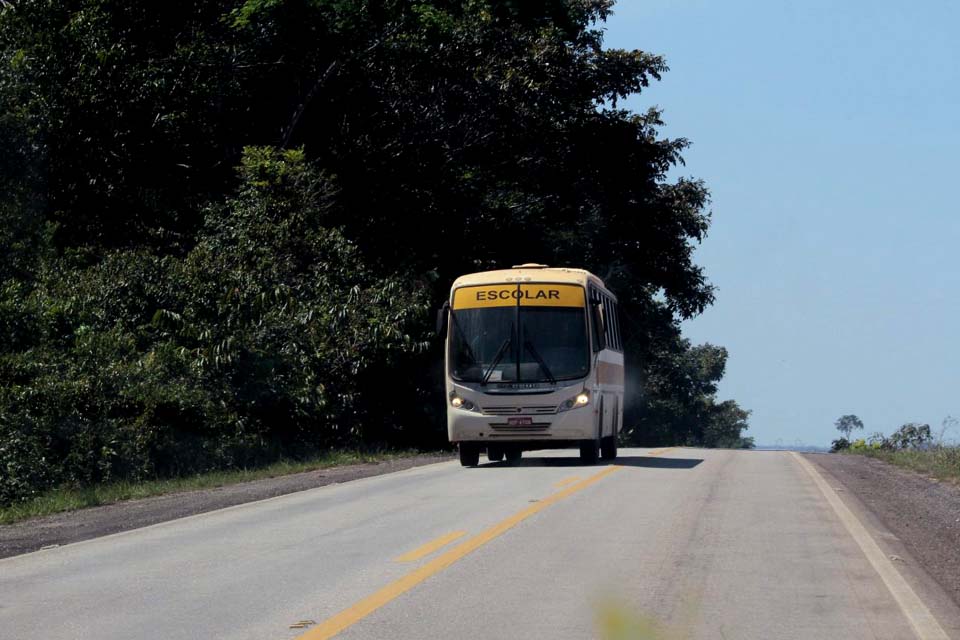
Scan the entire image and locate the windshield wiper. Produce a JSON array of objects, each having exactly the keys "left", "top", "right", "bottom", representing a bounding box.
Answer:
[
  {"left": 481, "top": 339, "right": 511, "bottom": 385},
  {"left": 524, "top": 339, "right": 556, "bottom": 384}
]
